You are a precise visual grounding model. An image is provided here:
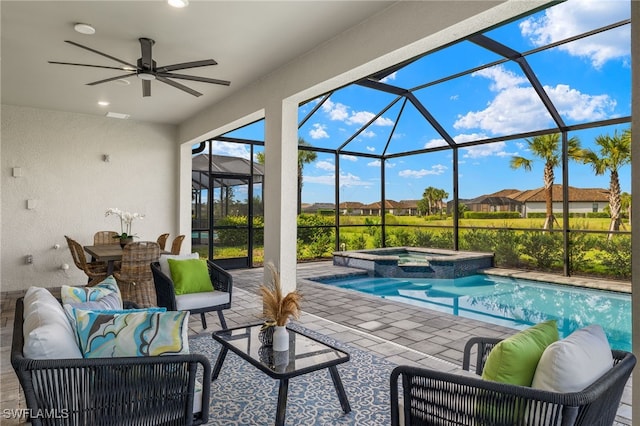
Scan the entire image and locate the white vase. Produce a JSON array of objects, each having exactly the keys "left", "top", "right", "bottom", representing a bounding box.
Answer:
[{"left": 272, "top": 325, "right": 289, "bottom": 351}]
